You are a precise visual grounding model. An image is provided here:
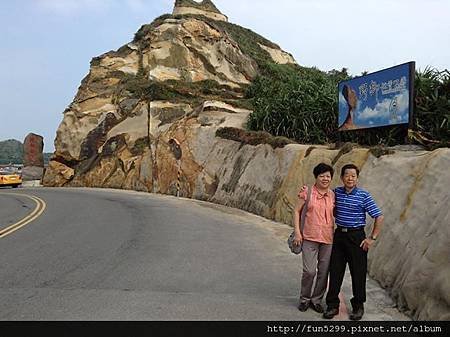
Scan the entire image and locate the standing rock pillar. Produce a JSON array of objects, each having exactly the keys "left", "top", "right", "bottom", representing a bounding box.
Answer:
[{"left": 22, "top": 133, "right": 44, "bottom": 181}]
